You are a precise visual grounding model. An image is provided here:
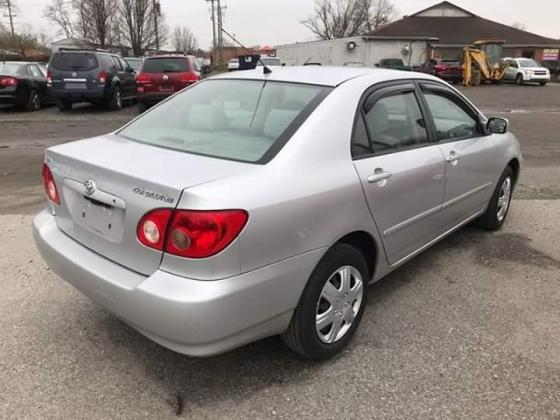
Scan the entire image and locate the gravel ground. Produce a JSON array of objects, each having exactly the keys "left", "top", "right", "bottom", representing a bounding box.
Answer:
[{"left": 1, "top": 200, "right": 559, "bottom": 419}]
